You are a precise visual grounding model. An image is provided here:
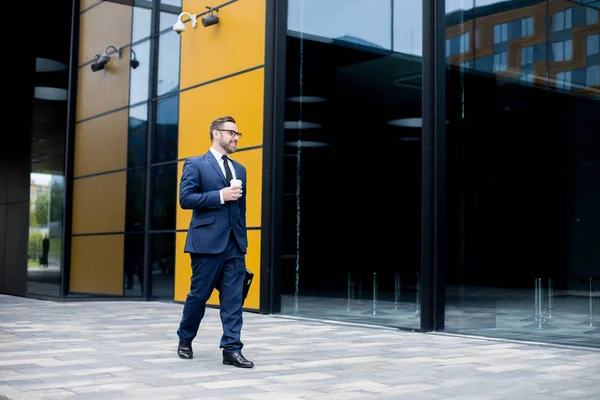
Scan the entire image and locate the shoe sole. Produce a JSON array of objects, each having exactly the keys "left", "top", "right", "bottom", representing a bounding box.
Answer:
[{"left": 178, "top": 353, "right": 193, "bottom": 360}]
